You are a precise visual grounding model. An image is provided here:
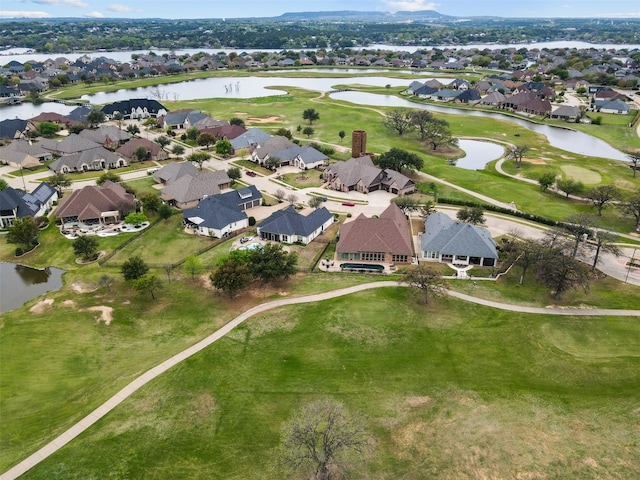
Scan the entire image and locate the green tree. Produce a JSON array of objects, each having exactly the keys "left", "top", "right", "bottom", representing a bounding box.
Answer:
[
  {"left": 126, "top": 124, "right": 140, "bottom": 136},
  {"left": 38, "top": 121, "right": 59, "bottom": 137},
  {"left": 555, "top": 178, "right": 584, "bottom": 198},
  {"left": 275, "top": 398, "right": 371, "bottom": 480},
  {"left": 377, "top": 148, "right": 423, "bottom": 171},
  {"left": 125, "top": 212, "right": 148, "bottom": 226},
  {"left": 215, "top": 139, "right": 233, "bottom": 157},
  {"left": 403, "top": 264, "right": 448, "bottom": 304},
  {"left": 121, "top": 255, "right": 149, "bottom": 281},
  {"left": 155, "top": 135, "right": 171, "bottom": 151},
  {"left": 562, "top": 212, "right": 595, "bottom": 258},
  {"left": 538, "top": 171, "right": 557, "bottom": 191},
  {"left": 7, "top": 217, "right": 39, "bottom": 250},
  {"left": 158, "top": 203, "right": 173, "bottom": 220},
  {"left": 250, "top": 243, "right": 297, "bottom": 283},
  {"left": 229, "top": 117, "right": 245, "bottom": 127},
  {"left": 86, "top": 108, "right": 105, "bottom": 128},
  {"left": 227, "top": 166, "right": 241, "bottom": 184},
  {"left": 183, "top": 254, "right": 203, "bottom": 281},
  {"left": 627, "top": 151, "right": 640, "bottom": 178},
  {"left": 48, "top": 172, "right": 71, "bottom": 196},
  {"left": 264, "top": 156, "right": 281, "bottom": 170},
  {"left": 511, "top": 145, "right": 529, "bottom": 168},
  {"left": 302, "top": 108, "right": 320, "bottom": 125},
  {"left": 133, "top": 146, "right": 149, "bottom": 162},
  {"left": 620, "top": 190, "right": 640, "bottom": 230},
  {"left": 210, "top": 258, "right": 251, "bottom": 297},
  {"left": 0, "top": 178, "right": 8, "bottom": 191},
  {"left": 308, "top": 196, "right": 323, "bottom": 209},
  {"left": 97, "top": 171, "right": 122, "bottom": 185},
  {"left": 113, "top": 112, "right": 124, "bottom": 129},
  {"left": 274, "top": 128, "right": 293, "bottom": 139},
  {"left": 197, "top": 132, "right": 216, "bottom": 149},
  {"left": 140, "top": 193, "right": 161, "bottom": 213},
  {"left": 186, "top": 126, "right": 199, "bottom": 140},
  {"left": 456, "top": 206, "right": 485, "bottom": 225},
  {"left": 72, "top": 235, "right": 99, "bottom": 260},
  {"left": 187, "top": 151, "right": 211, "bottom": 170},
  {"left": 590, "top": 230, "right": 621, "bottom": 272},
  {"left": 423, "top": 117, "right": 455, "bottom": 150},
  {"left": 534, "top": 250, "right": 591, "bottom": 299},
  {"left": 302, "top": 126, "right": 314, "bottom": 138},
  {"left": 507, "top": 238, "right": 544, "bottom": 285},
  {"left": 586, "top": 185, "right": 620, "bottom": 216},
  {"left": 171, "top": 144, "right": 185, "bottom": 157},
  {"left": 134, "top": 273, "right": 163, "bottom": 300},
  {"left": 391, "top": 195, "right": 421, "bottom": 214},
  {"left": 338, "top": 130, "right": 345, "bottom": 143}
]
